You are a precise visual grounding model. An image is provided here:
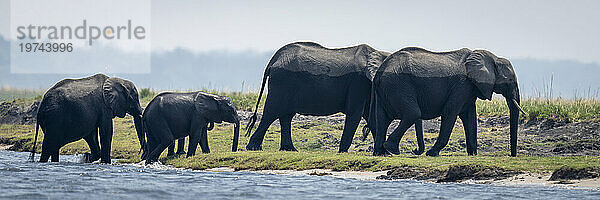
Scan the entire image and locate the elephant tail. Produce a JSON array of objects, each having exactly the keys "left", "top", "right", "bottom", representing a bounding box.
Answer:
[
  {"left": 245, "top": 62, "right": 271, "bottom": 137},
  {"left": 365, "top": 79, "right": 378, "bottom": 140},
  {"left": 29, "top": 122, "right": 39, "bottom": 162}
]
